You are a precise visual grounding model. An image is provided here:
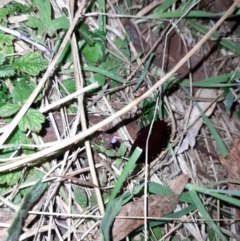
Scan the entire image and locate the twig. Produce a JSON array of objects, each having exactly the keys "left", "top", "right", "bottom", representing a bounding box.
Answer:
[
  {"left": 0, "top": 0, "right": 239, "bottom": 171},
  {"left": 0, "top": 25, "right": 52, "bottom": 57}
]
